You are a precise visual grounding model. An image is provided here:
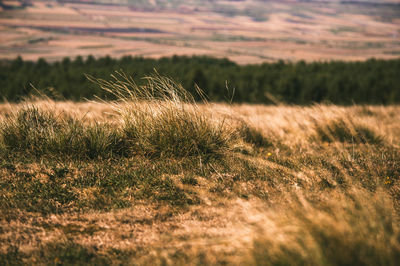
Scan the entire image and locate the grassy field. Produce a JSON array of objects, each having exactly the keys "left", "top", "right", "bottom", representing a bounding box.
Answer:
[
  {"left": 1, "top": 0, "right": 400, "bottom": 63},
  {"left": 0, "top": 74, "right": 399, "bottom": 264}
]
